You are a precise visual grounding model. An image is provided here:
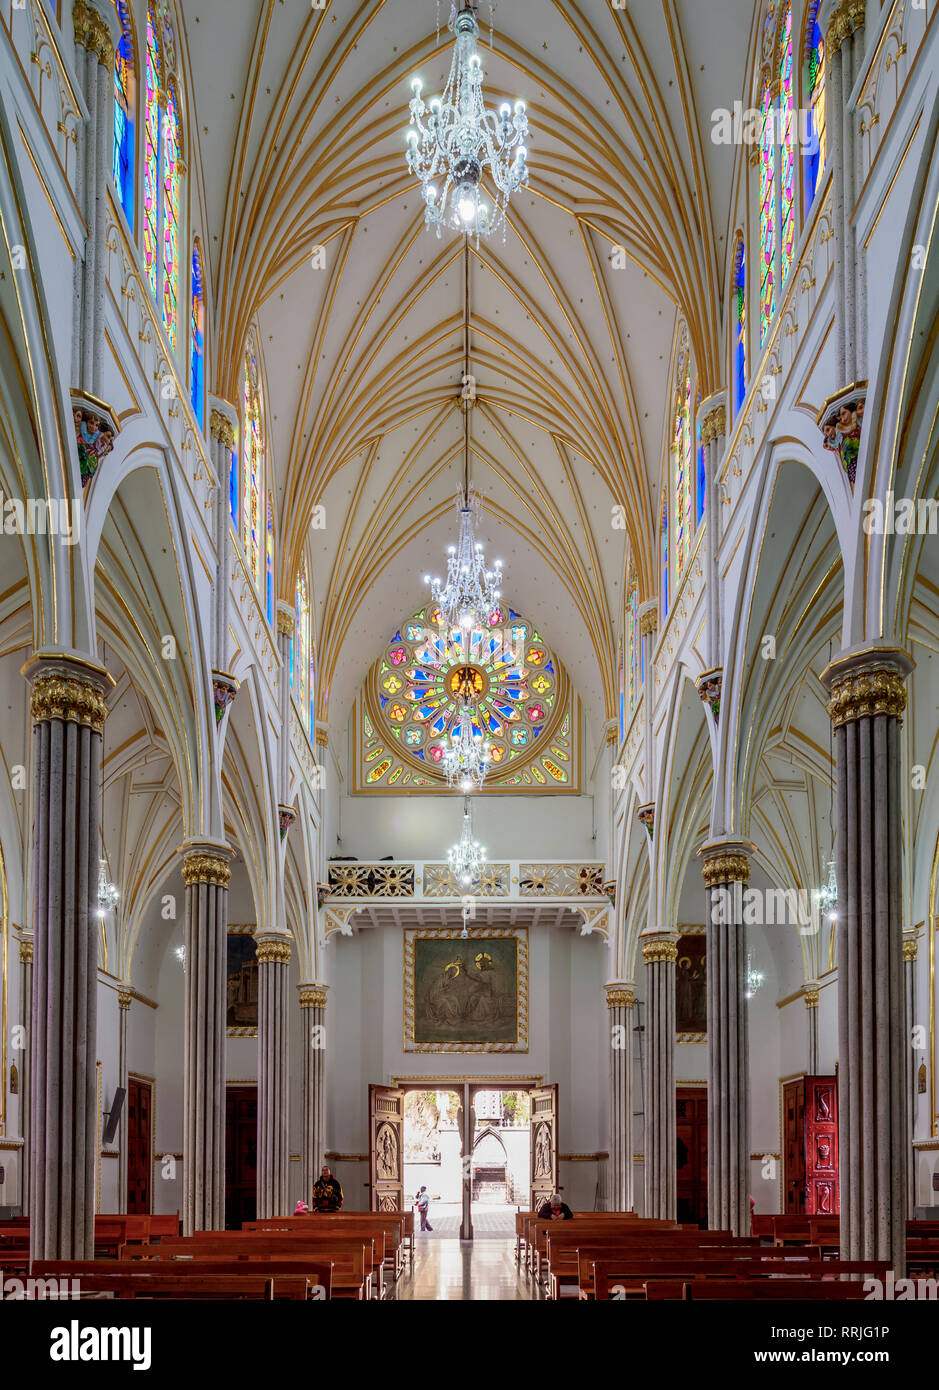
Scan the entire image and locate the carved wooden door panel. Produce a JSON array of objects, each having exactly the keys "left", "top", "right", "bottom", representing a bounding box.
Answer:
[
  {"left": 676, "top": 1087, "right": 708, "bottom": 1227},
  {"left": 529, "top": 1084, "right": 559, "bottom": 1211},
  {"left": 804, "top": 1075, "right": 838, "bottom": 1215},
  {"left": 126, "top": 1078, "right": 152, "bottom": 1215},
  {"left": 369, "top": 1084, "right": 404, "bottom": 1212},
  {"left": 783, "top": 1078, "right": 806, "bottom": 1215}
]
